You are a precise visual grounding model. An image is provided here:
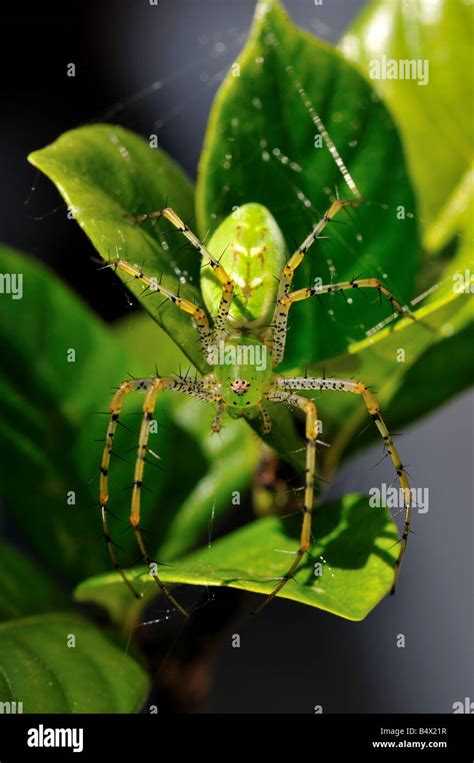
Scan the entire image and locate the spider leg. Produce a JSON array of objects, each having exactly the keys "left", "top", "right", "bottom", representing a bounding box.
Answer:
[
  {"left": 273, "top": 375, "right": 412, "bottom": 594},
  {"left": 213, "top": 277, "right": 235, "bottom": 345},
  {"left": 127, "top": 207, "right": 235, "bottom": 344},
  {"left": 212, "top": 400, "right": 227, "bottom": 433},
  {"left": 100, "top": 375, "right": 221, "bottom": 617},
  {"left": 258, "top": 404, "right": 272, "bottom": 435},
  {"left": 160, "top": 208, "right": 236, "bottom": 344},
  {"left": 100, "top": 378, "right": 154, "bottom": 599},
  {"left": 269, "top": 199, "right": 353, "bottom": 366},
  {"left": 106, "top": 259, "right": 212, "bottom": 355},
  {"left": 130, "top": 378, "right": 192, "bottom": 617},
  {"left": 254, "top": 392, "right": 318, "bottom": 613},
  {"left": 272, "top": 279, "right": 414, "bottom": 362}
]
